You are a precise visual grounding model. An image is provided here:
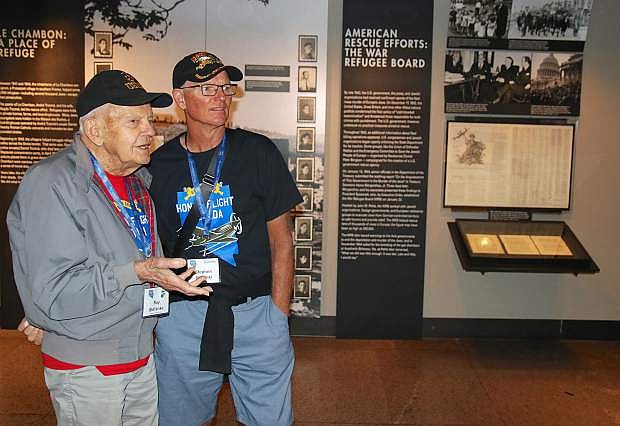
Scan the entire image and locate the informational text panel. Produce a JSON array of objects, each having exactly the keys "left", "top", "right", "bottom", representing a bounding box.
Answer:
[{"left": 337, "top": 0, "right": 433, "bottom": 338}]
